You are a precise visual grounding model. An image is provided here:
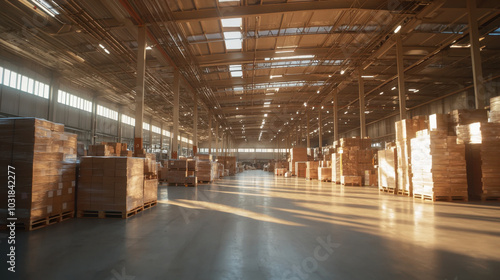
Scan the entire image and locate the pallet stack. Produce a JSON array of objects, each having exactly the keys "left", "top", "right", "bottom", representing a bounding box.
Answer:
[
  {"left": 295, "top": 162, "right": 307, "bottom": 178},
  {"left": 411, "top": 128, "right": 468, "bottom": 202},
  {"left": 336, "top": 137, "right": 375, "bottom": 186},
  {"left": 88, "top": 142, "right": 131, "bottom": 157},
  {"left": 77, "top": 157, "right": 145, "bottom": 218},
  {"left": 289, "top": 148, "right": 308, "bottom": 176},
  {"left": 0, "top": 118, "right": 77, "bottom": 230},
  {"left": 456, "top": 121, "right": 500, "bottom": 200},
  {"left": 489, "top": 96, "right": 500, "bottom": 123},
  {"left": 218, "top": 156, "right": 237, "bottom": 176},
  {"left": 378, "top": 146, "right": 397, "bottom": 193},
  {"left": 196, "top": 154, "right": 215, "bottom": 183},
  {"left": 275, "top": 168, "right": 287, "bottom": 176},
  {"left": 395, "top": 117, "right": 428, "bottom": 195},
  {"left": 165, "top": 159, "right": 196, "bottom": 187},
  {"left": 306, "top": 161, "right": 319, "bottom": 180}
]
